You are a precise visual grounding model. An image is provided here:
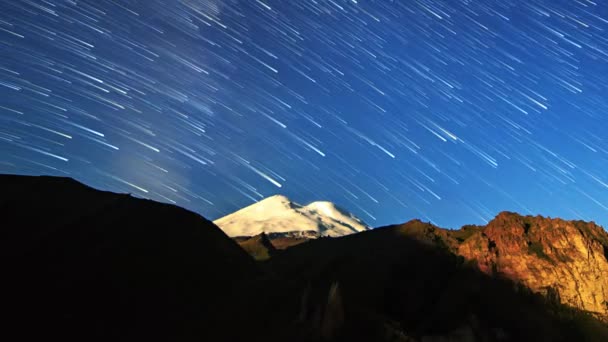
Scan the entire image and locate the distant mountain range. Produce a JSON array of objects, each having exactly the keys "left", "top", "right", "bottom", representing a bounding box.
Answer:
[
  {"left": 3, "top": 174, "right": 608, "bottom": 341},
  {"left": 220, "top": 196, "right": 608, "bottom": 318}
]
